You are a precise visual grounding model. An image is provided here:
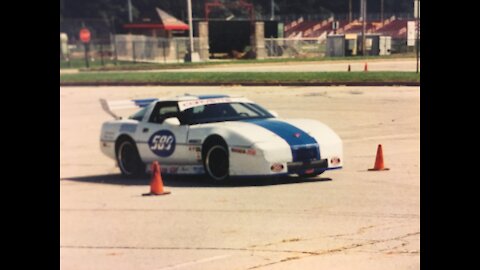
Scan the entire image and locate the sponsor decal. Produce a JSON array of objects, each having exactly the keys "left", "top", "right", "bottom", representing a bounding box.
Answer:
[
  {"left": 193, "top": 166, "right": 205, "bottom": 174},
  {"left": 148, "top": 130, "right": 176, "bottom": 157},
  {"left": 231, "top": 147, "right": 256, "bottom": 155},
  {"left": 102, "top": 131, "right": 115, "bottom": 140},
  {"left": 188, "top": 146, "right": 201, "bottom": 152},
  {"left": 271, "top": 163, "right": 285, "bottom": 172},
  {"left": 178, "top": 97, "right": 250, "bottom": 111},
  {"left": 231, "top": 147, "right": 246, "bottom": 154},
  {"left": 120, "top": 124, "right": 137, "bottom": 133}
]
